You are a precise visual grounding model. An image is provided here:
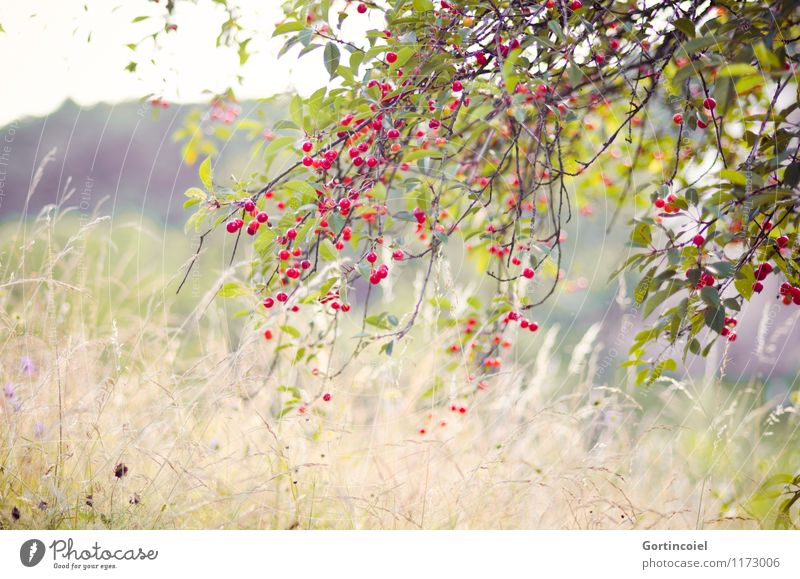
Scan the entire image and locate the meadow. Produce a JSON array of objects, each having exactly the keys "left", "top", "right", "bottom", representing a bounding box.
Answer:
[{"left": 2, "top": 191, "right": 798, "bottom": 530}]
